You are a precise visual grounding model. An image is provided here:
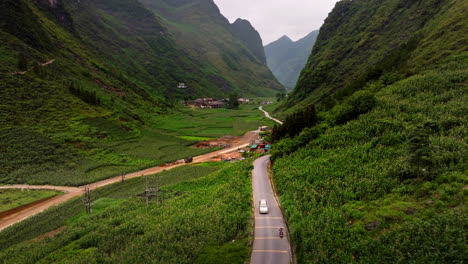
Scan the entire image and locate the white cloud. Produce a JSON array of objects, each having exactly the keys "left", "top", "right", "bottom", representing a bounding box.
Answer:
[{"left": 213, "top": 0, "right": 339, "bottom": 45}]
